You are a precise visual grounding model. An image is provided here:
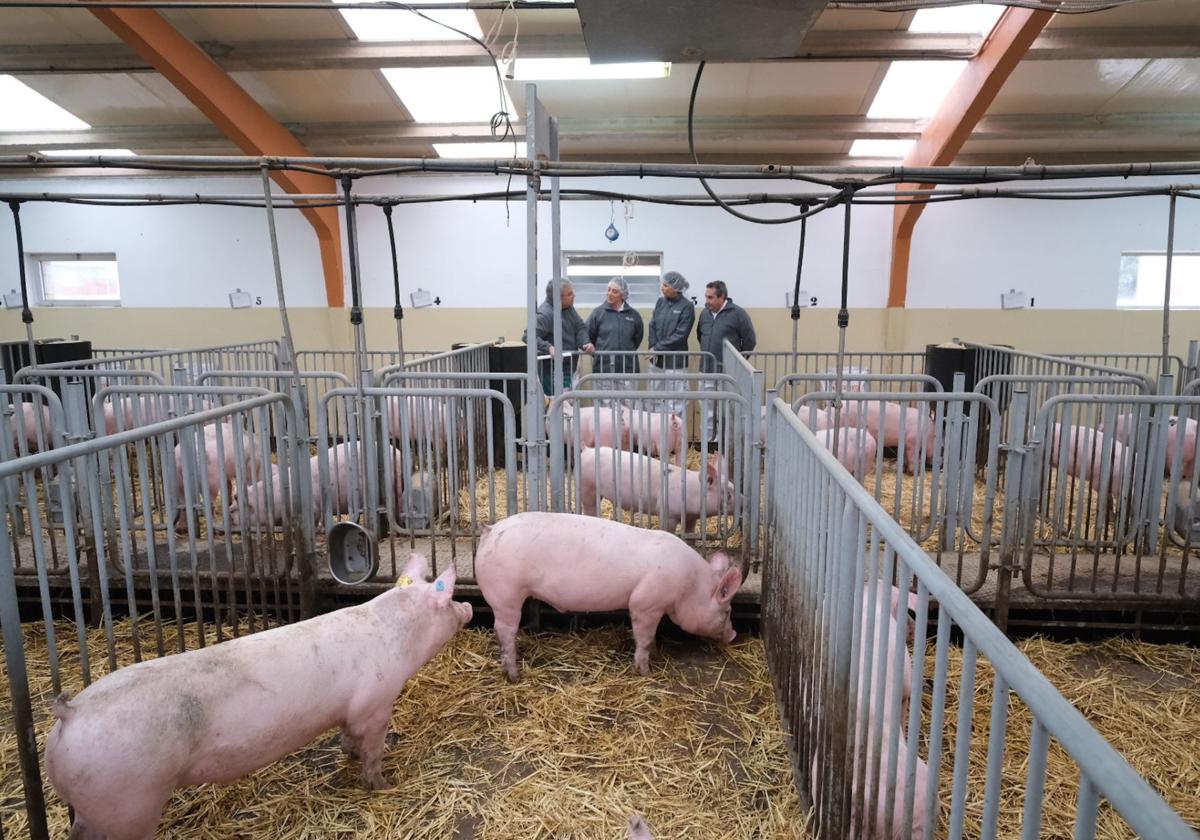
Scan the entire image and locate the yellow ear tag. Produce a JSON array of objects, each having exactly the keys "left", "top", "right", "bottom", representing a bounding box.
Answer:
[{"left": 395, "top": 575, "right": 414, "bottom": 588}]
